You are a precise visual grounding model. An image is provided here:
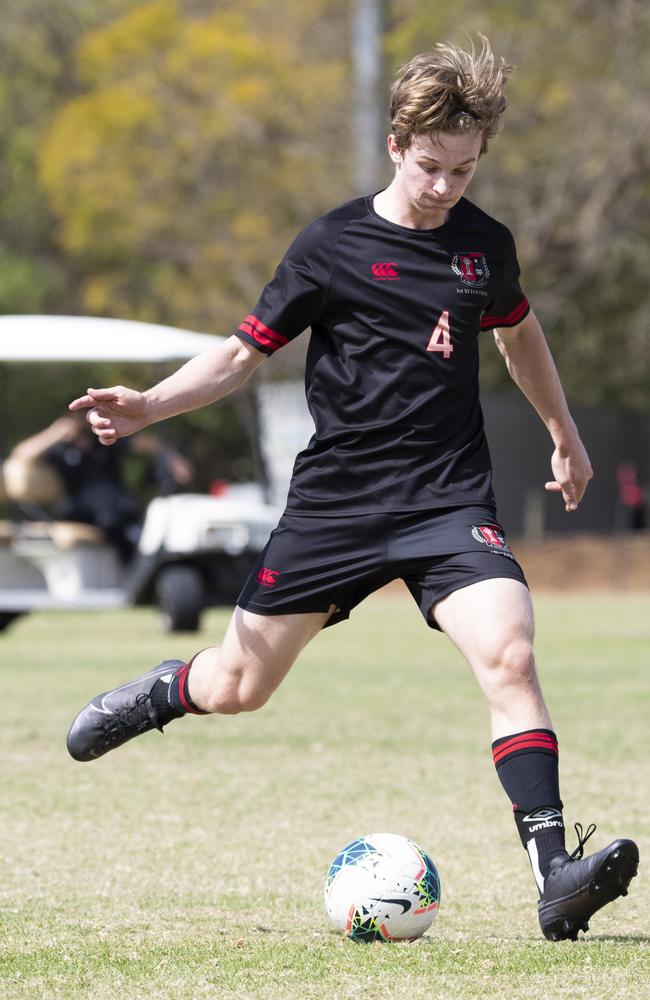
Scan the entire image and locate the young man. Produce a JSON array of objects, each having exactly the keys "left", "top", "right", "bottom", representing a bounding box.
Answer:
[{"left": 66, "top": 38, "right": 638, "bottom": 940}]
